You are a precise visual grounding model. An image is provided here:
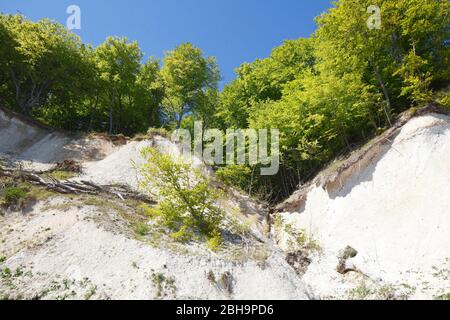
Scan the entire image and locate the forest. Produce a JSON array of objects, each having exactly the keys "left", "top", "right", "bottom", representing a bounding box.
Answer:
[{"left": 0, "top": 0, "right": 449, "bottom": 202}]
